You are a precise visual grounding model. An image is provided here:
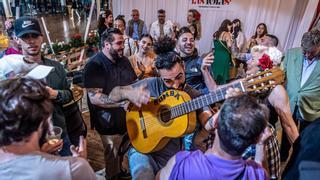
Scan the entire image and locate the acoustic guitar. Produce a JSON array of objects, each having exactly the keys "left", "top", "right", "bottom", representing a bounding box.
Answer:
[{"left": 126, "top": 68, "right": 284, "bottom": 153}]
